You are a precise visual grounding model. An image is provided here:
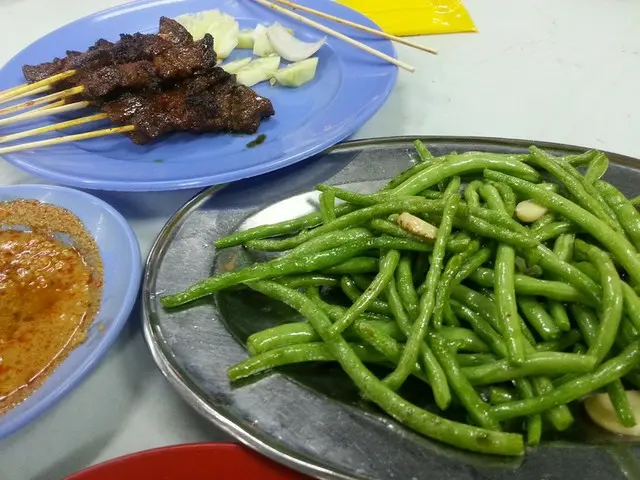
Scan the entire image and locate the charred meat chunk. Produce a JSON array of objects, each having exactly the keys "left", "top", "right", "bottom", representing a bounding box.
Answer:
[
  {"left": 100, "top": 68, "right": 275, "bottom": 144},
  {"left": 22, "top": 17, "right": 197, "bottom": 83},
  {"left": 75, "top": 33, "right": 216, "bottom": 98}
]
